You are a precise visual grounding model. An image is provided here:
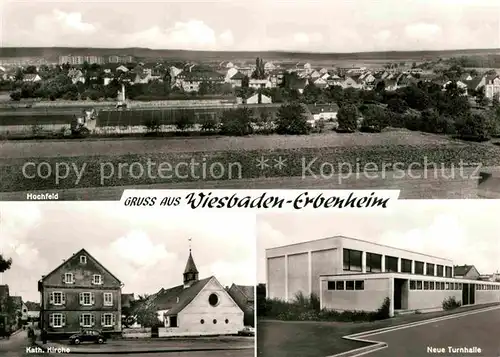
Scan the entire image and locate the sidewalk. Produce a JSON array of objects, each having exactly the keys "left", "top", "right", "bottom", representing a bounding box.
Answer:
[{"left": 34, "top": 338, "right": 254, "bottom": 354}]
